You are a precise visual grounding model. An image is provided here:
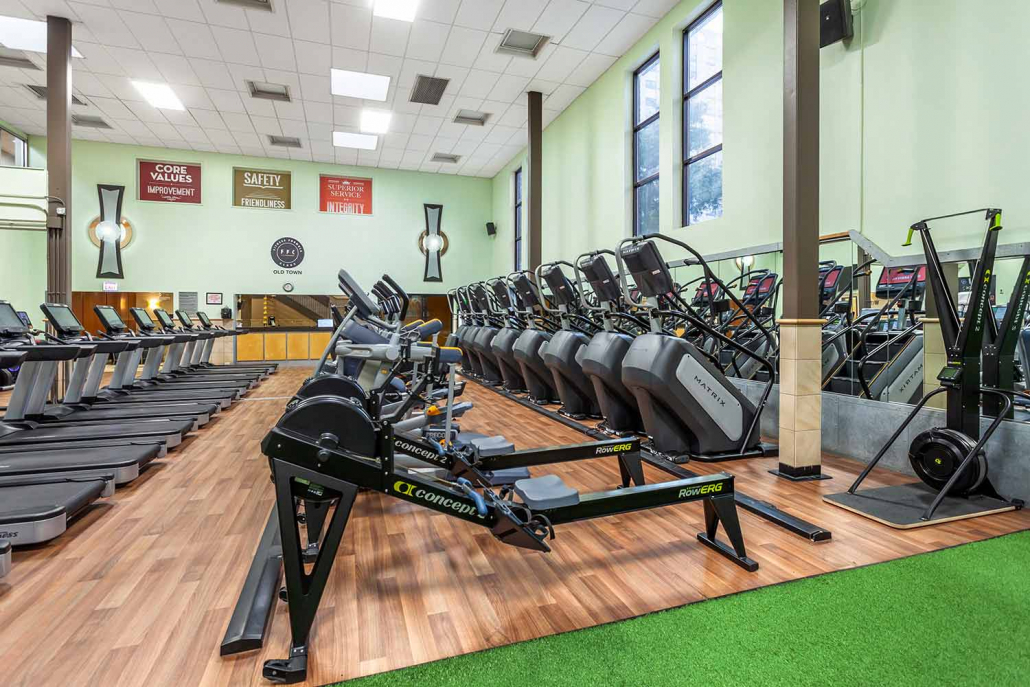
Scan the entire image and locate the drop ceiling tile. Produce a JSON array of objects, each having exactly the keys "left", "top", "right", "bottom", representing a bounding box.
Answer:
[
  {"left": 232, "top": 131, "right": 263, "bottom": 147},
  {"left": 244, "top": 0, "right": 291, "bottom": 38},
  {"left": 172, "top": 84, "right": 214, "bottom": 109},
  {"left": 534, "top": 45, "right": 588, "bottom": 83},
  {"left": 333, "top": 104, "right": 361, "bottom": 127},
  {"left": 262, "top": 69, "right": 302, "bottom": 94},
  {"left": 334, "top": 149, "right": 358, "bottom": 165},
  {"left": 307, "top": 121, "right": 333, "bottom": 140},
  {"left": 391, "top": 88, "right": 423, "bottom": 114},
  {"left": 227, "top": 63, "right": 267, "bottom": 91},
  {"left": 158, "top": 0, "right": 206, "bottom": 23},
  {"left": 257, "top": 34, "right": 297, "bottom": 72},
  {"left": 439, "top": 25, "right": 487, "bottom": 68},
  {"left": 153, "top": 54, "right": 202, "bottom": 87},
  {"left": 503, "top": 42, "right": 554, "bottom": 78},
  {"left": 562, "top": 4, "right": 624, "bottom": 52},
  {"left": 594, "top": 11, "right": 654, "bottom": 56},
  {"left": 484, "top": 124, "right": 519, "bottom": 144},
  {"left": 471, "top": 32, "right": 512, "bottom": 74},
  {"left": 357, "top": 150, "right": 380, "bottom": 166},
  {"left": 330, "top": 3, "right": 372, "bottom": 50},
  {"left": 196, "top": 0, "right": 245, "bottom": 28},
  {"left": 303, "top": 100, "right": 333, "bottom": 124},
  {"left": 406, "top": 19, "right": 451, "bottom": 63},
  {"left": 406, "top": 134, "right": 433, "bottom": 152},
  {"left": 211, "top": 26, "right": 261, "bottom": 66},
  {"left": 632, "top": 0, "right": 679, "bottom": 19},
  {"left": 89, "top": 96, "right": 137, "bottom": 120},
  {"left": 370, "top": 16, "right": 411, "bottom": 57},
  {"left": 454, "top": 0, "right": 504, "bottom": 31},
  {"left": 487, "top": 73, "right": 530, "bottom": 103},
  {"left": 300, "top": 74, "right": 333, "bottom": 103},
  {"left": 366, "top": 52, "right": 404, "bottom": 80},
  {"left": 459, "top": 69, "right": 497, "bottom": 99},
  {"left": 146, "top": 121, "right": 181, "bottom": 139},
  {"left": 68, "top": 2, "right": 140, "bottom": 48},
  {"left": 106, "top": 47, "right": 164, "bottom": 80},
  {"left": 110, "top": 118, "right": 153, "bottom": 137},
  {"left": 160, "top": 108, "right": 198, "bottom": 126},
  {"left": 492, "top": 0, "right": 548, "bottom": 32},
  {"left": 433, "top": 64, "right": 470, "bottom": 92},
  {"left": 294, "top": 40, "right": 332, "bottom": 75},
  {"left": 381, "top": 132, "right": 410, "bottom": 150},
  {"left": 75, "top": 43, "right": 127, "bottom": 76},
  {"left": 174, "top": 124, "right": 208, "bottom": 142},
  {"left": 215, "top": 143, "right": 242, "bottom": 155},
  {"left": 121, "top": 11, "right": 181, "bottom": 54},
  {"left": 190, "top": 108, "right": 226, "bottom": 129},
  {"left": 279, "top": 118, "right": 308, "bottom": 138},
  {"left": 205, "top": 128, "right": 237, "bottom": 145},
  {"left": 274, "top": 100, "right": 307, "bottom": 121},
  {"left": 497, "top": 103, "right": 527, "bottom": 127},
  {"left": 566, "top": 52, "right": 617, "bottom": 87},
  {"left": 94, "top": 74, "right": 137, "bottom": 99},
  {"left": 125, "top": 100, "right": 168, "bottom": 123},
  {"left": 419, "top": 0, "right": 461, "bottom": 24},
  {"left": 221, "top": 111, "right": 256, "bottom": 132},
  {"left": 188, "top": 58, "right": 236, "bottom": 90},
  {"left": 397, "top": 58, "right": 438, "bottom": 89},
  {"left": 532, "top": 0, "right": 590, "bottom": 44},
  {"left": 206, "top": 88, "right": 247, "bottom": 113},
  {"left": 332, "top": 47, "right": 368, "bottom": 72},
  {"left": 543, "top": 82, "right": 586, "bottom": 111},
  {"left": 244, "top": 97, "right": 277, "bottom": 117},
  {"left": 413, "top": 115, "right": 444, "bottom": 137},
  {"left": 286, "top": 0, "right": 331, "bottom": 44},
  {"left": 166, "top": 19, "right": 222, "bottom": 61}
]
